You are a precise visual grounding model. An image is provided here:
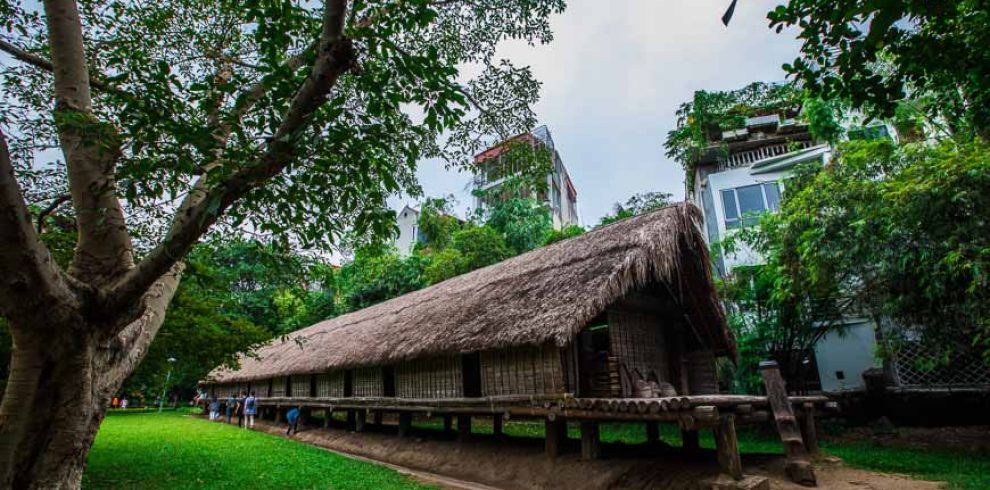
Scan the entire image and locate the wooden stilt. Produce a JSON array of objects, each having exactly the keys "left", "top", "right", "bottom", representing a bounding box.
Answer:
[
  {"left": 346, "top": 409, "right": 356, "bottom": 431},
  {"left": 761, "top": 360, "right": 817, "bottom": 486},
  {"left": 355, "top": 410, "right": 367, "bottom": 432},
  {"left": 681, "top": 429, "right": 699, "bottom": 454},
  {"left": 646, "top": 422, "right": 660, "bottom": 445},
  {"left": 493, "top": 414, "right": 504, "bottom": 439},
  {"left": 799, "top": 403, "right": 819, "bottom": 455},
  {"left": 545, "top": 418, "right": 566, "bottom": 458},
  {"left": 300, "top": 407, "right": 311, "bottom": 427},
  {"left": 442, "top": 415, "right": 453, "bottom": 433},
  {"left": 714, "top": 414, "right": 744, "bottom": 480},
  {"left": 398, "top": 412, "right": 412, "bottom": 438},
  {"left": 580, "top": 421, "right": 600, "bottom": 460},
  {"left": 373, "top": 410, "right": 383, "bottom": 427},
  {"left": 324, "top": 409, "right": 332, "bottom": 428},
  {"left": 275, "top": 408, "right": 283, "bottom": 423},
  {"left": 457, "top": 415, "right": 472, "bottom": 442}
]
